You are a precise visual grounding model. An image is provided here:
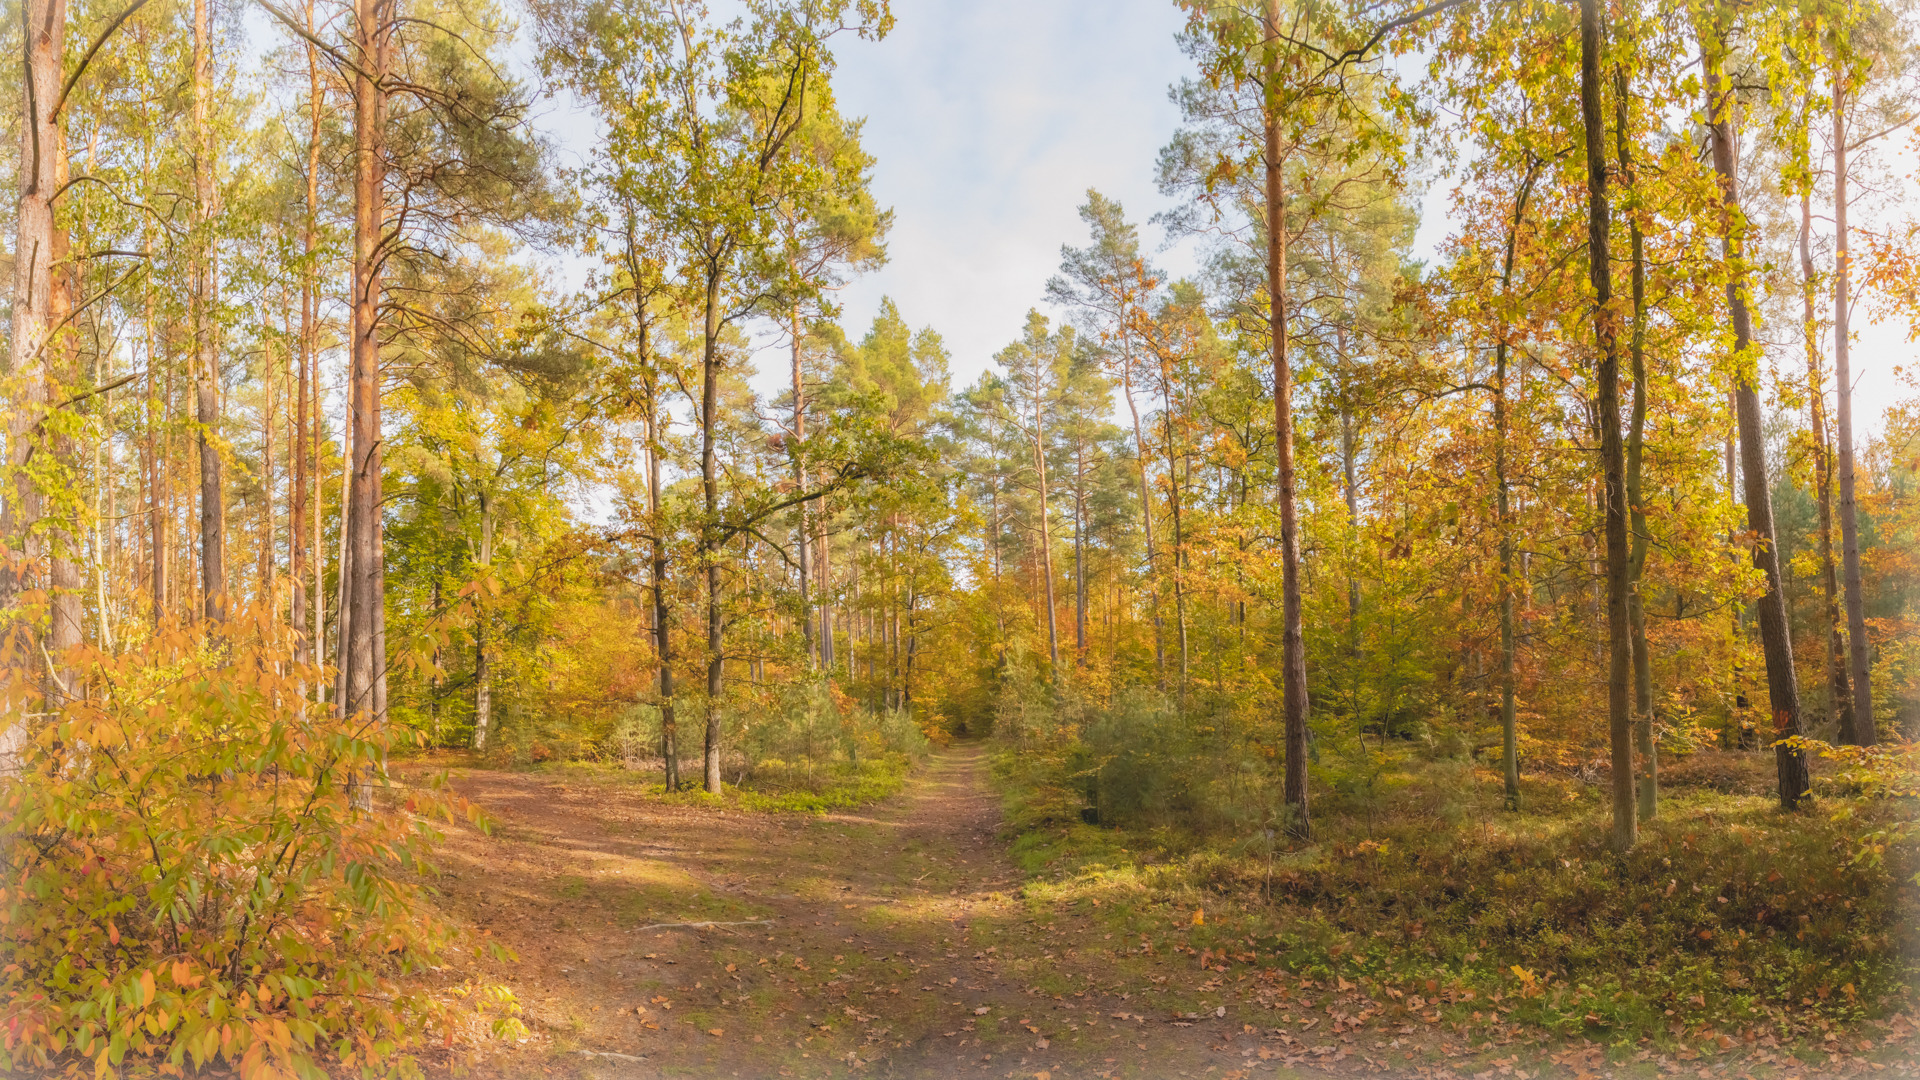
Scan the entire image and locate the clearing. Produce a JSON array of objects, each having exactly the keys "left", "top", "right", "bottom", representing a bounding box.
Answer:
[{"left": 422, "top": 747, "right": 1917, "bottom": 1079}]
